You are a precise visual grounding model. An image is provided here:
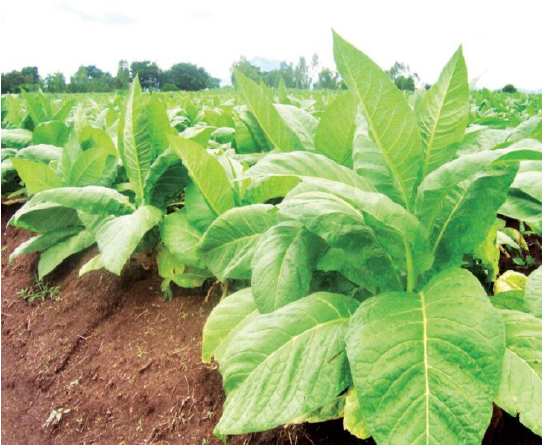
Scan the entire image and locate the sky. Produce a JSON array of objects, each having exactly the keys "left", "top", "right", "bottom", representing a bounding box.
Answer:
[{"left": 2, "top": 0, "right": 541, "bottom": 90}]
